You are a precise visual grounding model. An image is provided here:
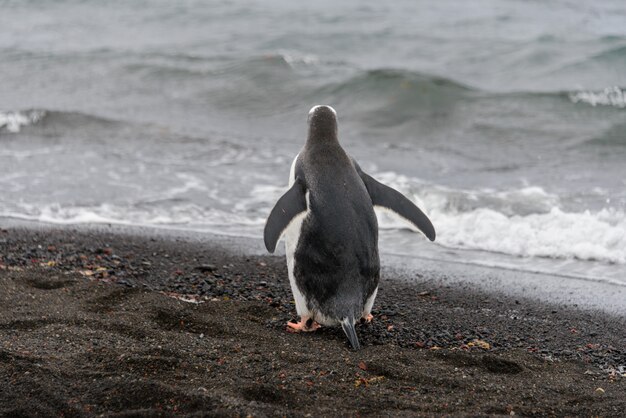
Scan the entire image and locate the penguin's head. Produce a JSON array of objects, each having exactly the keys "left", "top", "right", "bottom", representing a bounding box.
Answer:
[{"left": 307, "top": 105, "right": 338, "bottom": 142}]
